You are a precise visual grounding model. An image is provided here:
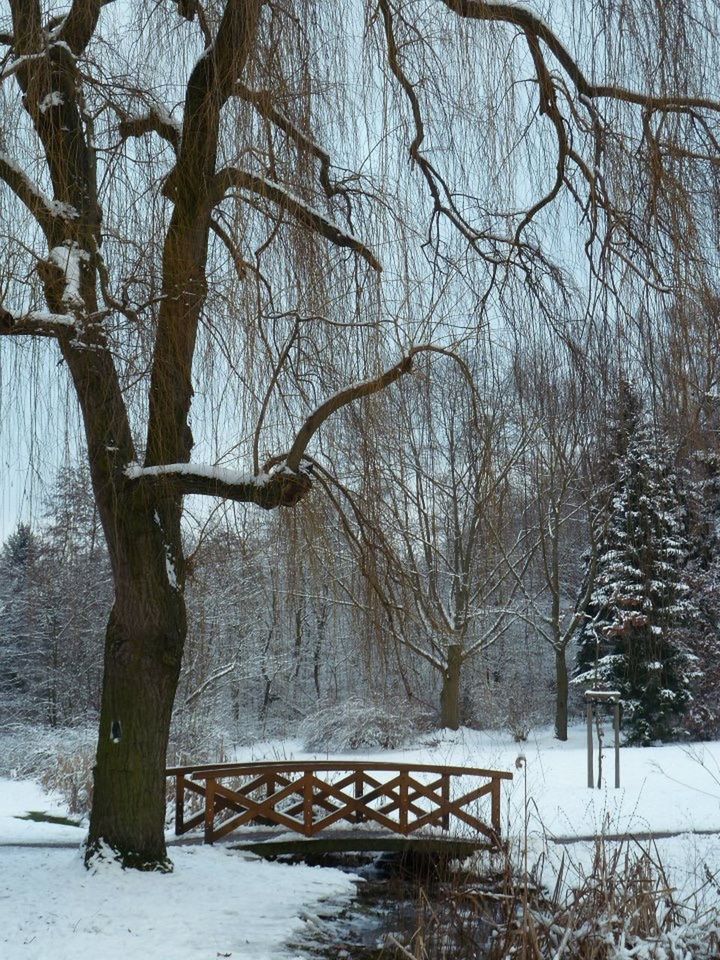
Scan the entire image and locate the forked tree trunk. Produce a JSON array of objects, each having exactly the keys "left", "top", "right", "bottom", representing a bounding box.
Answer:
[
  {"left": 554, "top": 647, "right": 569, "bottom": 741},
  {"left": 440, "top": 644, "right": 463, "bottom": 730}
]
